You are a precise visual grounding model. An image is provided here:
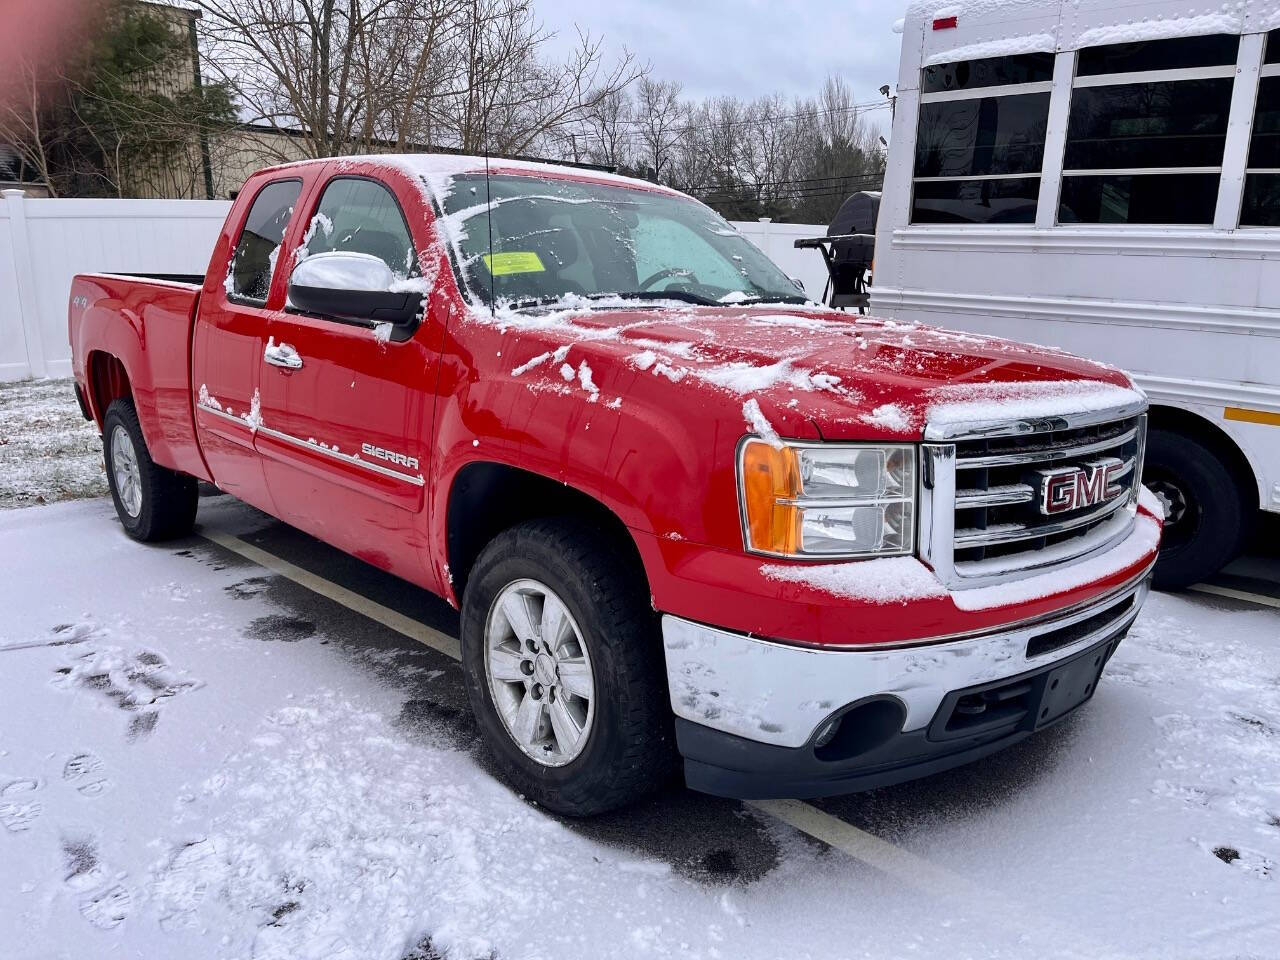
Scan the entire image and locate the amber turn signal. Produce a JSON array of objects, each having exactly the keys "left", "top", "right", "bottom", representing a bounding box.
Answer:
[{"left": 739, "top": 439, "right": 803, "bottom": 554}]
